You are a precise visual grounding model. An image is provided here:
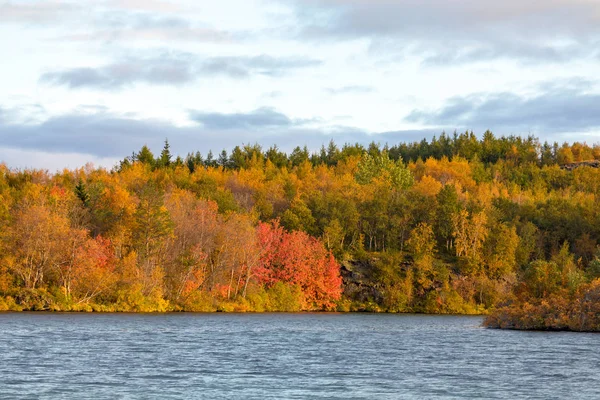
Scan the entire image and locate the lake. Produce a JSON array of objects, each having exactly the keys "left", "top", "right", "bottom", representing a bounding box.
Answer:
[{"left": 0, "top": 313, "right": 598, "bottom": 399}]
